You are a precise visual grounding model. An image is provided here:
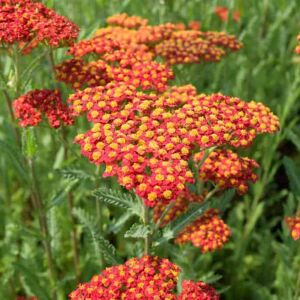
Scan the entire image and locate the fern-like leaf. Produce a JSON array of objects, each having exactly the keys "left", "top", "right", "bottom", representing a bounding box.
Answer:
[
  {"left": 93, "top": 187, "right": 138, "bottom": 211},
  {"left": 124, "top": 223, "right": 151, "bottom": 239},
  {"left": 56, "top": 168, "right": 93, "bottom": 181},
  {"left": 73, "top": 207, "right": 122, "bottom": 265},
  {"left": 283, "top": 156, "right": 300, "bottom": 197}
]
